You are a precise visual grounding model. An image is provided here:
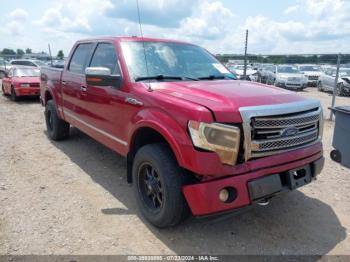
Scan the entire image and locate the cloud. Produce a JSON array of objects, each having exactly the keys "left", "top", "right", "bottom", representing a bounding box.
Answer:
[
  {"left": 8, "top": 9, "right": 29, "bottom": 21},
  {"left": 3, "top": 0, "right": 350, "bottom": 54},
  {"left": 106, "top": 0, "right": 200, "bottom": 28},
  {"left": 34, "top": 0, "right": 113, "bottom": 33},
  {"left": 284, "top": 5, "right": 299, "bottom": 14}
]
